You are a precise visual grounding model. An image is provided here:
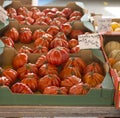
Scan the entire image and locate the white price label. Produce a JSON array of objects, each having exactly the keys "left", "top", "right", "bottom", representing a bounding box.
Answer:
[
  {"left": 98, "top": 18, "right": 112, "bottom": 32},
  {"left": 0, "top": 6, "right": 8, "bottom": 23},
  {"left": 78, "top": 33, "right": 101, "bottom": 49}
]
